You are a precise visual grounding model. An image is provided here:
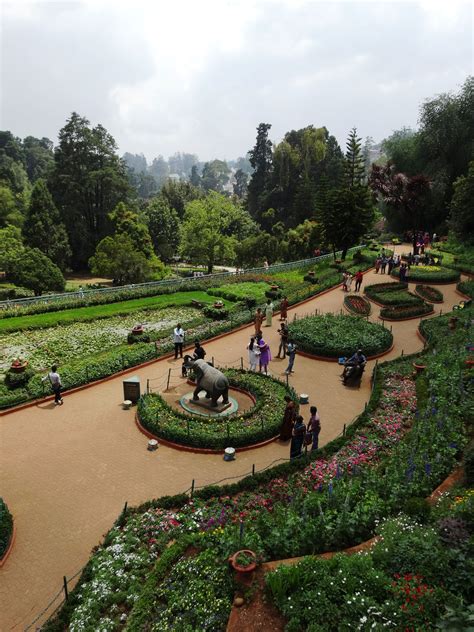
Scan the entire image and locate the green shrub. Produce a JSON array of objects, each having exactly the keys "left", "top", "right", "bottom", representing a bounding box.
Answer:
[
  {"left": 4, "top": 366, "right": 35, "bottom": 389},
  {"left": 127, "top": 332, "right": 151, "bottom": 344},
  {"left": 303, "top": 273, "right": 318, "bottom": 283},
  {"left": 380, "top": 302, "right": 434, "bottom": 320},
  {"left": 415, "top": 285, "right": 444, "bottom": 303},
  {"left": 392, "top": 266, "right": 460, "bottom": 283},
  {"left": 464, "top": 443, "right": 474, "bottom": 485},
  {"left": 0, "top": 498, "right": 13, "bottom": 558},
  {"left": 403, "top": 496, "right": 431, "bottom": 523},
  {"left": 288, "top": 313, "right": 393, "bottom": 358},
  {"left": 202, "top": 305, "right": 229, "bottom": 320},
  {"left": 457, "top": 279, "right": 474, "bottom": 299}
]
